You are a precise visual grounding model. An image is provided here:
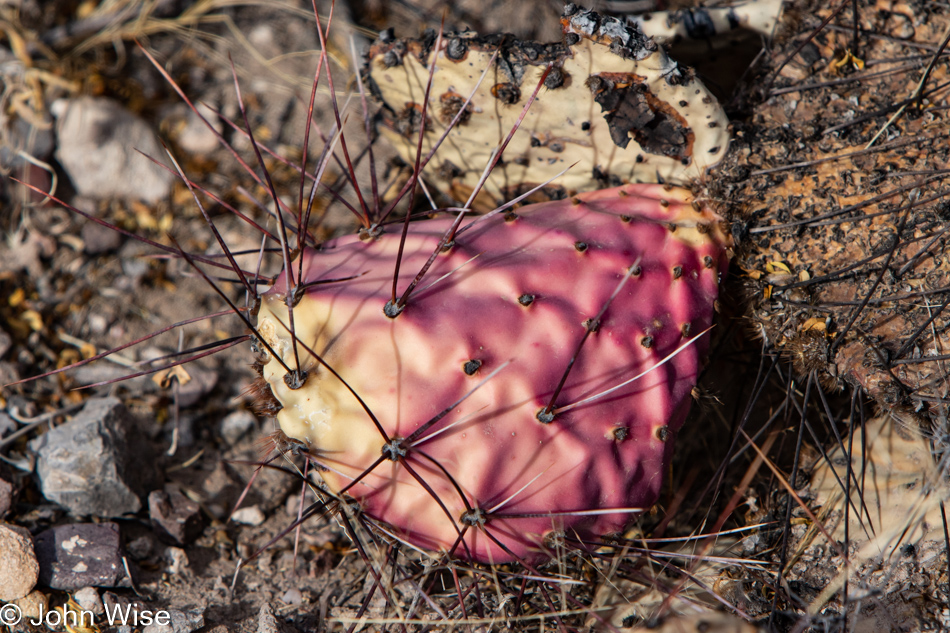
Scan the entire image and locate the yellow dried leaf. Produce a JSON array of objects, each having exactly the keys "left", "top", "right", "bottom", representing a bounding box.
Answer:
[
  {"left": 132, "top": 200, "right": 157, "bottom": 230},
  {"left": 765, "top": 261, "right": 791, "bottom": 274},
  {"left": 76, "top": 0, "right": 97, "bottom": 19},
  {"left": 9, "top": 287, "right": 25, "bottom": 307},
  {"left": 173, "top": 183, "right": 194, "bottom": 206},
  {"left": 59, "top": 234, "right": 85, "bottom": 252},
  {"left": 830, "top": 49, "right": 865, "bottom": 73},
  {"left": 801, "top": 318, "right": 826, "bottom": 332},
  {"left": 22, "top": 309, "right": 43, "bottom": 331},
  {"left": 153, "top": 364, "right": 192, "bottom": 388},
  {"left": 57, "top": 349, "right": 81, "bottom": 369},
  {"left": 62, "top": 598, "right": 100, "bottom": 633}
]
